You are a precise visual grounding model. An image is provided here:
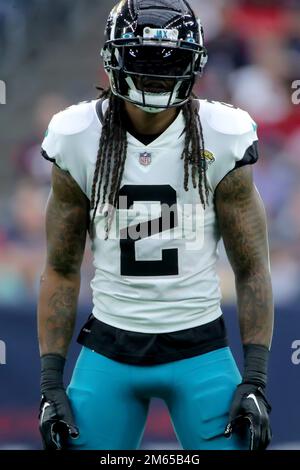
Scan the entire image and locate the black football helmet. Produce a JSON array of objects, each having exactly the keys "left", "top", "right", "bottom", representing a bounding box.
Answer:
[{"left": 101, "top": 0, "right": 208, "bottom": 113}]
